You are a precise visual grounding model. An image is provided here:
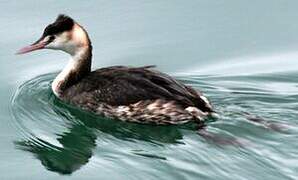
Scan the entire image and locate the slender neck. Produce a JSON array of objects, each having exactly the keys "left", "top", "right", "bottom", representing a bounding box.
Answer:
[{"left": 52, "top": 45, "right": 92, "bottom": 97}]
